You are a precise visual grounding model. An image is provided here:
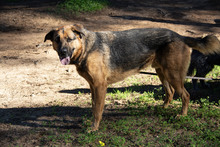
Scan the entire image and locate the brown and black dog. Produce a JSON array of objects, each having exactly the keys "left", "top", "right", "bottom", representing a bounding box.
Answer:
[
  {"left": 188, "top": 50, "right": 220, "bottom": 89},
  {"left": 45, "top": 24, "right": 220, "bottom": 131}
]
